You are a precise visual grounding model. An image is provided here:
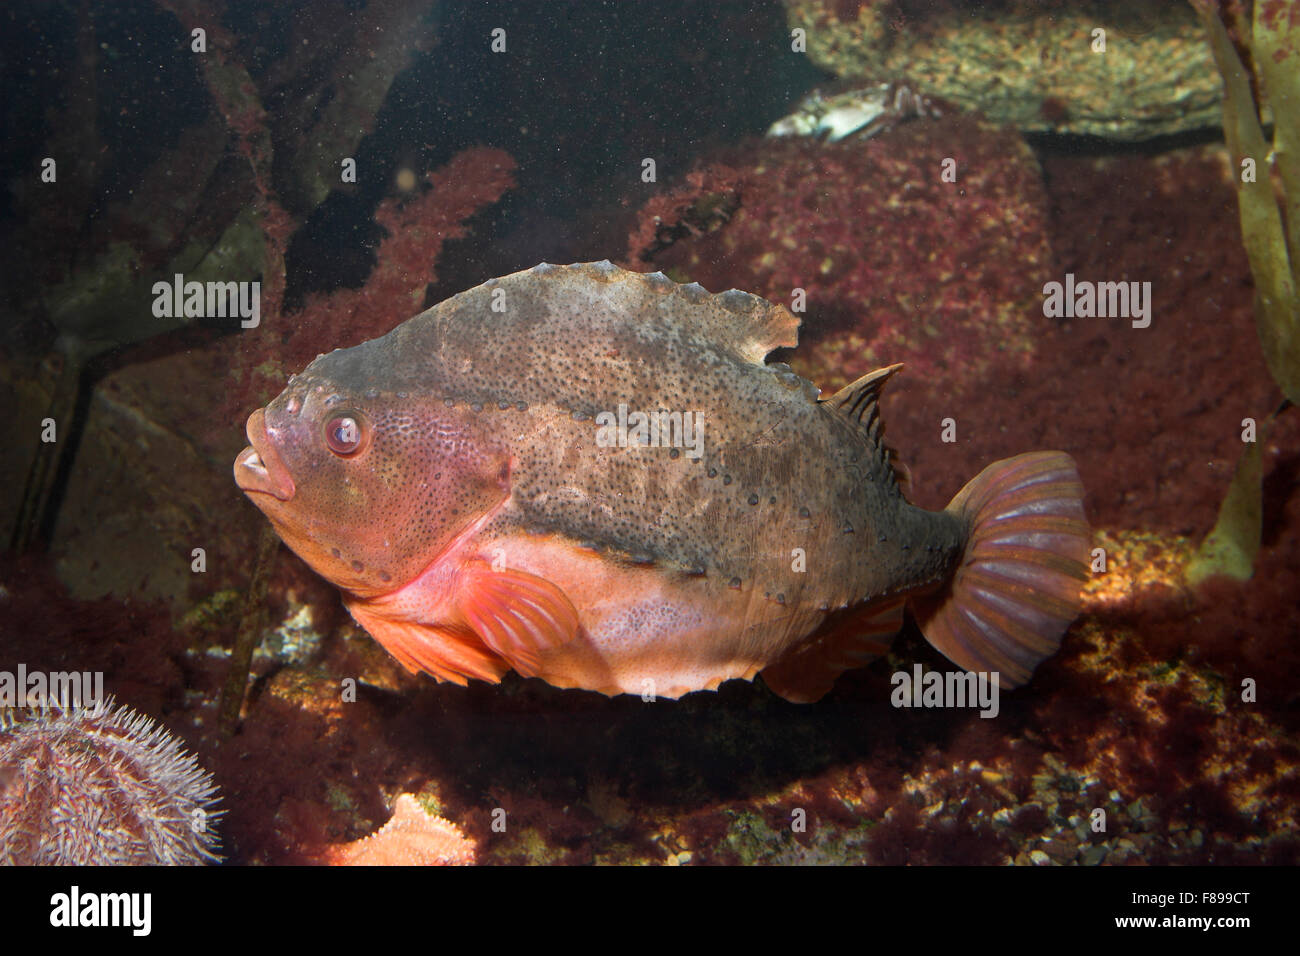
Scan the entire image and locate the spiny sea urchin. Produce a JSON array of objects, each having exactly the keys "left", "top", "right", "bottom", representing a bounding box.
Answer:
[{"left": 0, "top": 697, "right": 222, "bottom": 865}]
